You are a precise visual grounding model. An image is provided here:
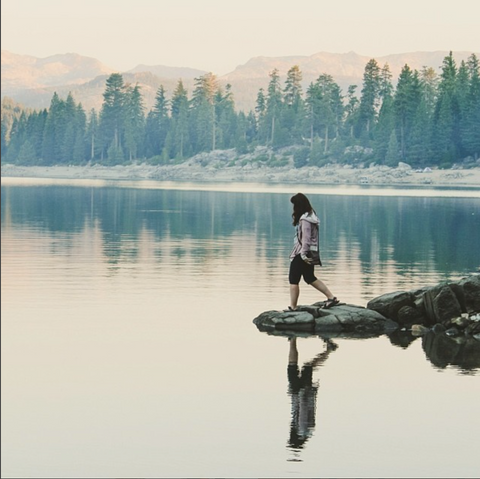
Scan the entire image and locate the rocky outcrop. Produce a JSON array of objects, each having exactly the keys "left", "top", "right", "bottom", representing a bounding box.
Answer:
[
  {"left": 253, "top": 274, "right": 479, "bottom": 338},
  {"left": 253, "top": 302, "right": 398, "bottom": 334},
  {"left": 367, "top": 273, "right": 480, "bottom": 330}
]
